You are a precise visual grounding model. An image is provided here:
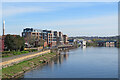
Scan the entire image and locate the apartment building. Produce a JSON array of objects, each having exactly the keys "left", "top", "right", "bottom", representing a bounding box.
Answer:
[
  {"left": 63, "top": 35, "right": 69, "bottom": 44},
  {"left": 22, "top": 28, "right": 42, "bottom": 40},
  {"left": 59, "top": 32, "right": 64, "bottom": 45},
  {"left": 43, "top": 30, "right": 53, "bottom": 47},
  {"left": 22, "top": 28, "right": 69, "bottom": 47},
  {"left": 22, "top": 28, "right": 53, "bottom": 47}
]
